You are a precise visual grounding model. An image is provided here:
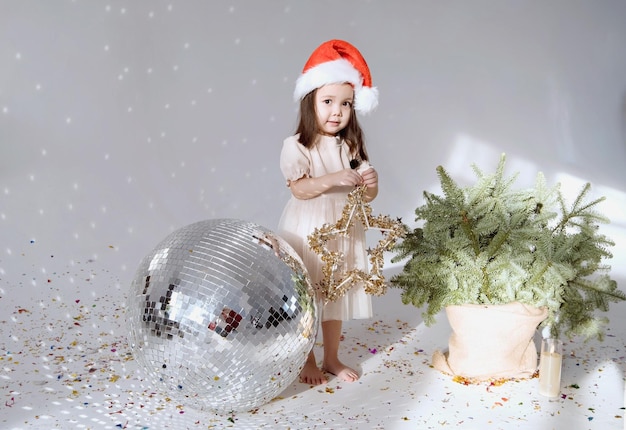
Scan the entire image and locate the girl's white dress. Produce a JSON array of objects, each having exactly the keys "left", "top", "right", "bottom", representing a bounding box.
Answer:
[{"left": 277, "top": 134, "right": 373, "bottom": 322}]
